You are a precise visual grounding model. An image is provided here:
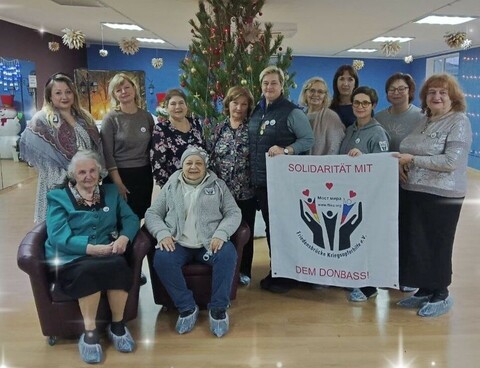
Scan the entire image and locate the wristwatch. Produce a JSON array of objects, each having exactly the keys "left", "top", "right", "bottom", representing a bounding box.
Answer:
[{"left": 283, "top": 147, "right": 289, "bottom": 155}]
